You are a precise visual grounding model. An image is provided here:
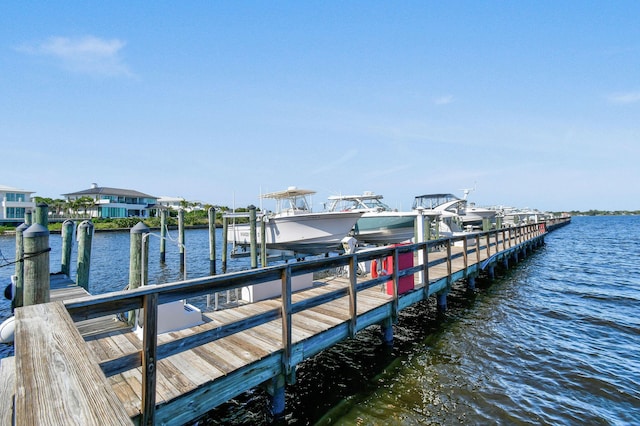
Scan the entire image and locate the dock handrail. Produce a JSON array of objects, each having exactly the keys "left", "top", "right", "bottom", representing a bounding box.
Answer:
[{"left": 22, "top": 217, "right": 567, "bottom": 424}]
